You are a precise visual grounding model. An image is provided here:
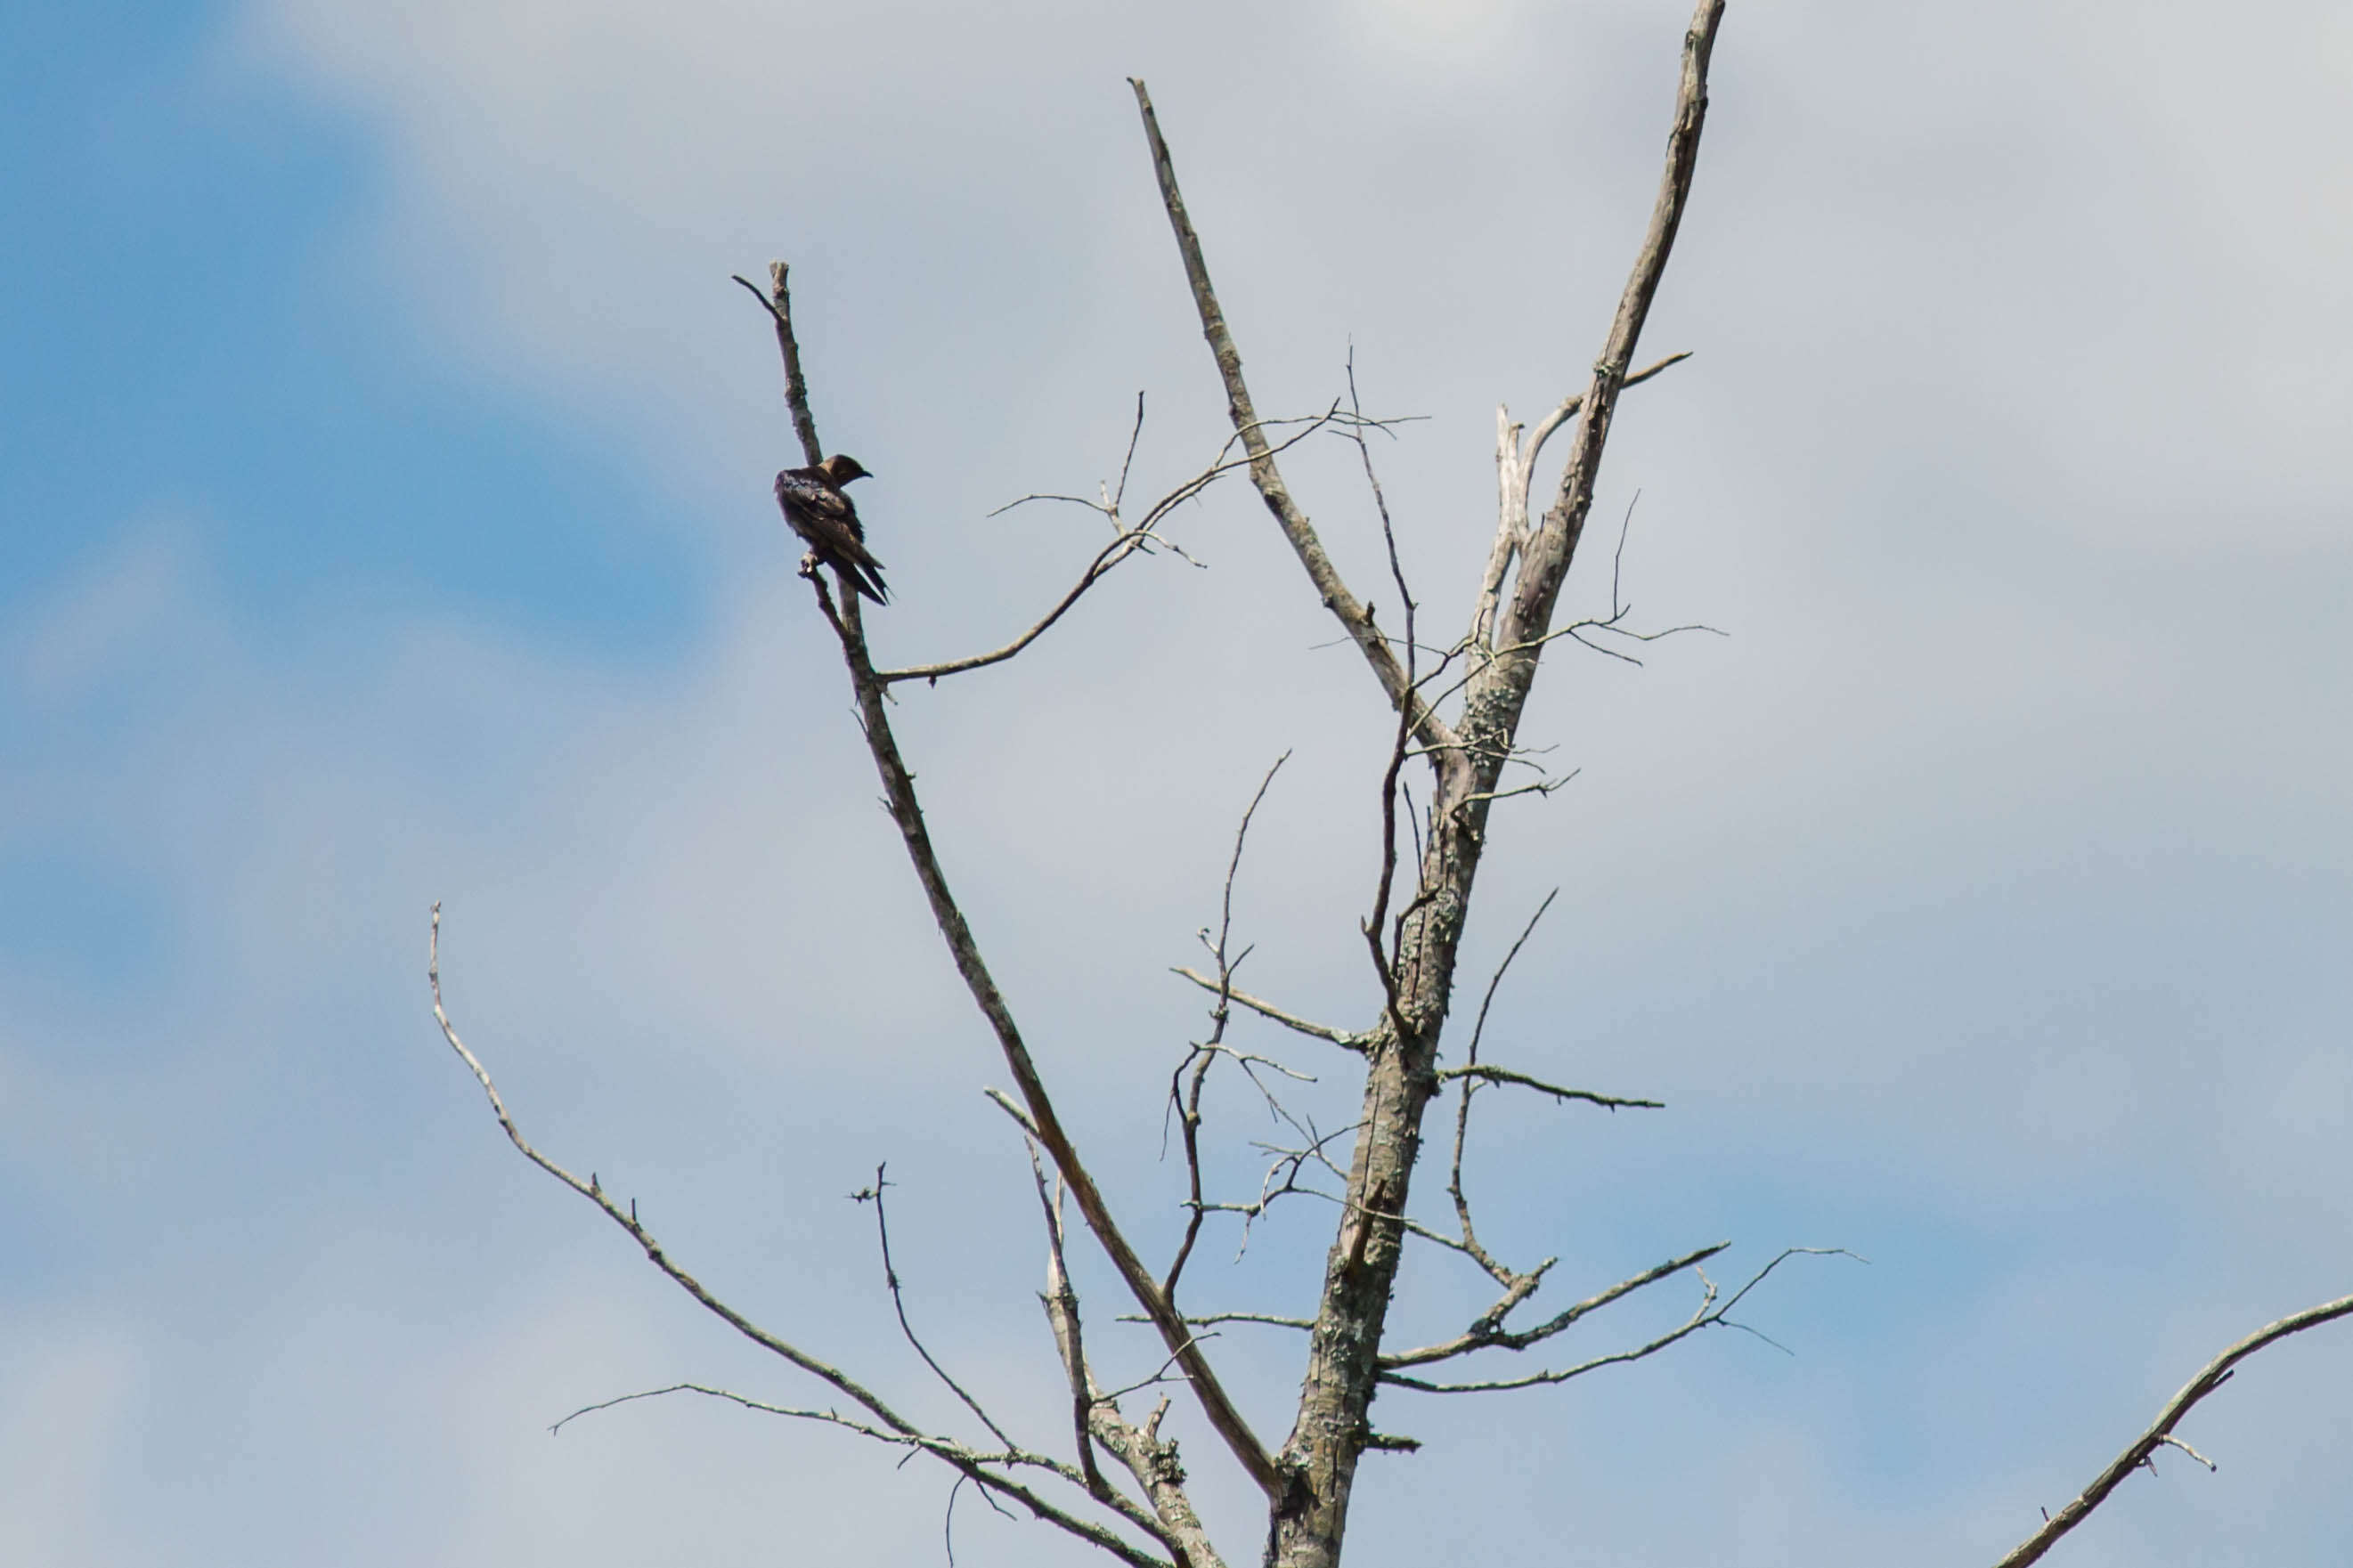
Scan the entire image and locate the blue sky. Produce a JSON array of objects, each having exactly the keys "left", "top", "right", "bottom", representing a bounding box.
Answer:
[{"left": 4, "top": 1, "right": 2349, "bottom": 1564}]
